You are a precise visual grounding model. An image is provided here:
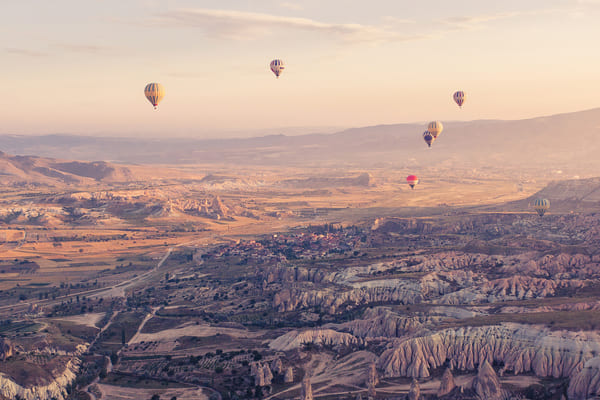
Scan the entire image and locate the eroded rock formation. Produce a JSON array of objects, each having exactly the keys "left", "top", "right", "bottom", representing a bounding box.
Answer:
[
  {"left": 327, "top": 307, "right": 436, "bottom": 338},
  {"left": 284, "top": 366, "right": 294, "bottom": 383},
  {"left": 367, "top": 362, "right": 378, "bottom": 400},
  {"left": 472, "top": 361, "right": 503, "bottom": 400},
  {"left": 301, "top": 375, "right": 313, "bottom": 400},
  {"left": 0, "top": 338, "right": 15, "bottom": 361},
  {"left": 251, "top": 362, "right": 273, "bottom": 386},
  {"left": 408, "top": 379, "right": 420, "bottom": 400},
  {"left": 269, "top": 329, "right": 363, "bottom": 351},
  {"left": 437, "top": 368, "right": 456, "bottom": 397},
  {"left": 568, "top": 357, "right": 600, "bottom": 400},
  {"left": 0, "top": 357, "right": 80, "bottom": 400},
  {"left": 377, "top": 323, "right": 600, "bottom": 379}
]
